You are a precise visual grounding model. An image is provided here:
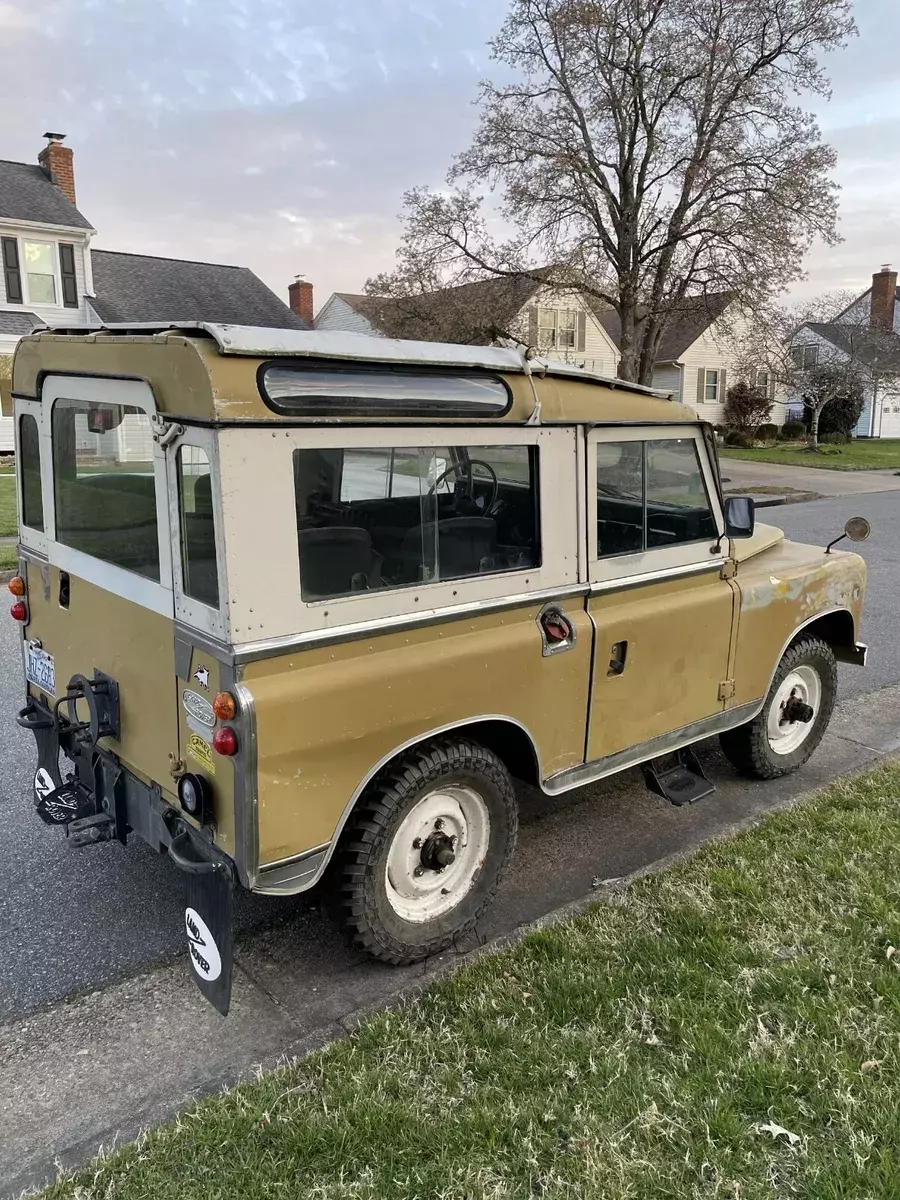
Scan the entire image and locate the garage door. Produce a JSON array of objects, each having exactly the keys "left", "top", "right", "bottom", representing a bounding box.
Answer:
[{"left": 880, "top": 404, "right": 900, "bottom": 438}]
